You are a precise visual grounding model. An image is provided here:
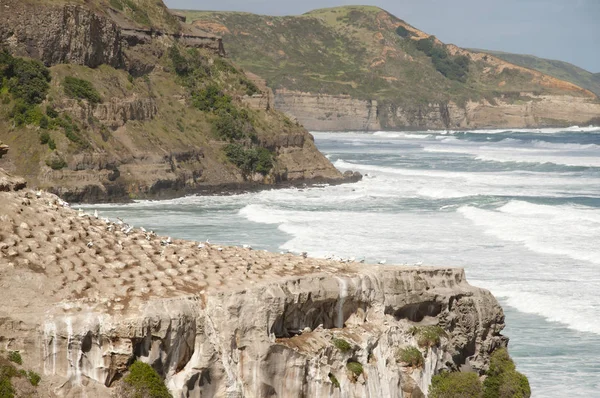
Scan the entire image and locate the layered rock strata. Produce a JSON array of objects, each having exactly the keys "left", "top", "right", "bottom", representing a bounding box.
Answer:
[
  {"left": 0, "top": 172, "right": 507, "bottom": 397},
  {"left": 275, "top": 90, "right": 600, "bottom": 131}
]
